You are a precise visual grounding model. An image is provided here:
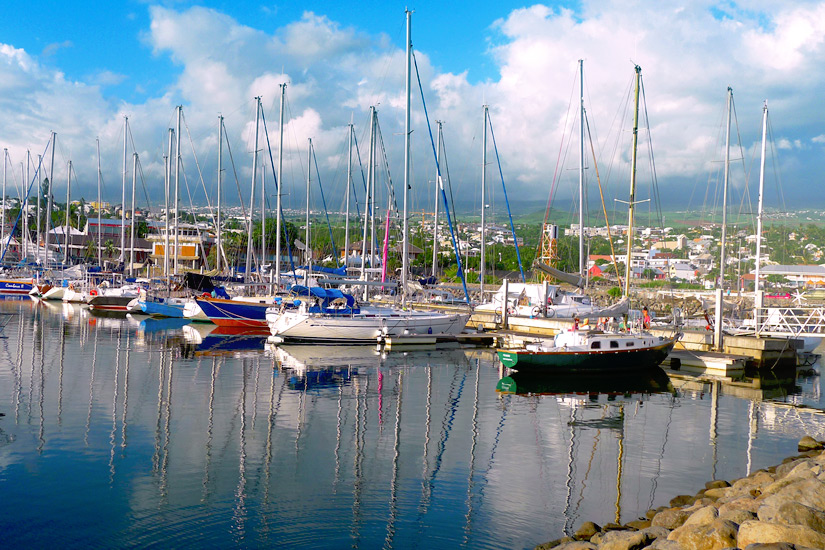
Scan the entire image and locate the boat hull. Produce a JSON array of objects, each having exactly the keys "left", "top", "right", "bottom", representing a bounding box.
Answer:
[
  {"left": 0, "top": 279, "right": 34, "bottom": 294},
  {"left": 139, "top": 298, "right": 185, "bottom": 318},
  {"left": 497, "top": 337, "right": 676, "bottom": 373},
  {"left": 194, "top": 297, "right": 272, "bottom": 328},
  {"left": 88, "top": 295, "right": 137, "bottom": 311}
]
